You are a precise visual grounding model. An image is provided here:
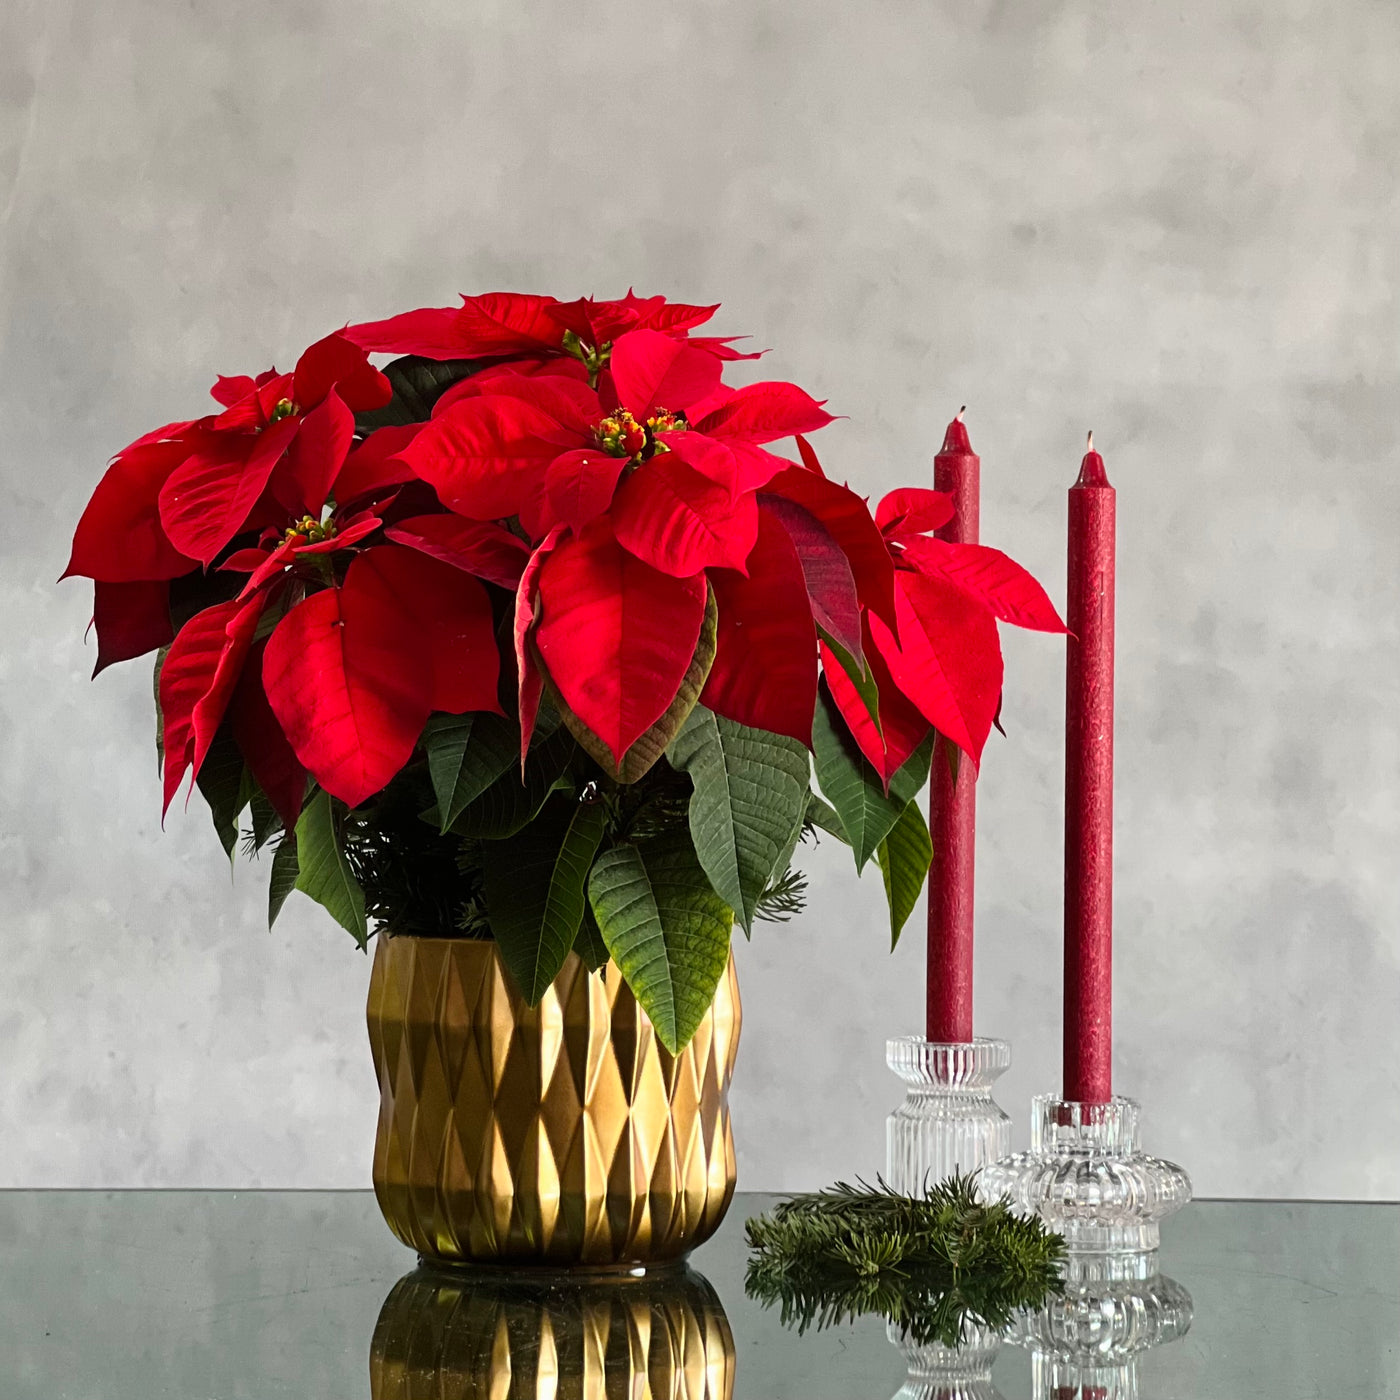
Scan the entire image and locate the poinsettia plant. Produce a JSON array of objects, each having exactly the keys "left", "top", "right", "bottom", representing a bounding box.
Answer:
[{"left": 66, "top": 291, "right": 1062, "bottom": 1051}]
